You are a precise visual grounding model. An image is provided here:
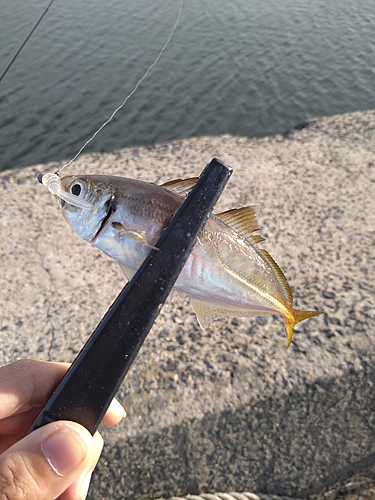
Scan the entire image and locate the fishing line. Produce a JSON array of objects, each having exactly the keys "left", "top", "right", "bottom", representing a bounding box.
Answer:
[
  {"left": 55, "top": 0, "right": 183, "bottom": 177},
  {"left": 0, "top": 0, "right": 56, "bottom": 83}
]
